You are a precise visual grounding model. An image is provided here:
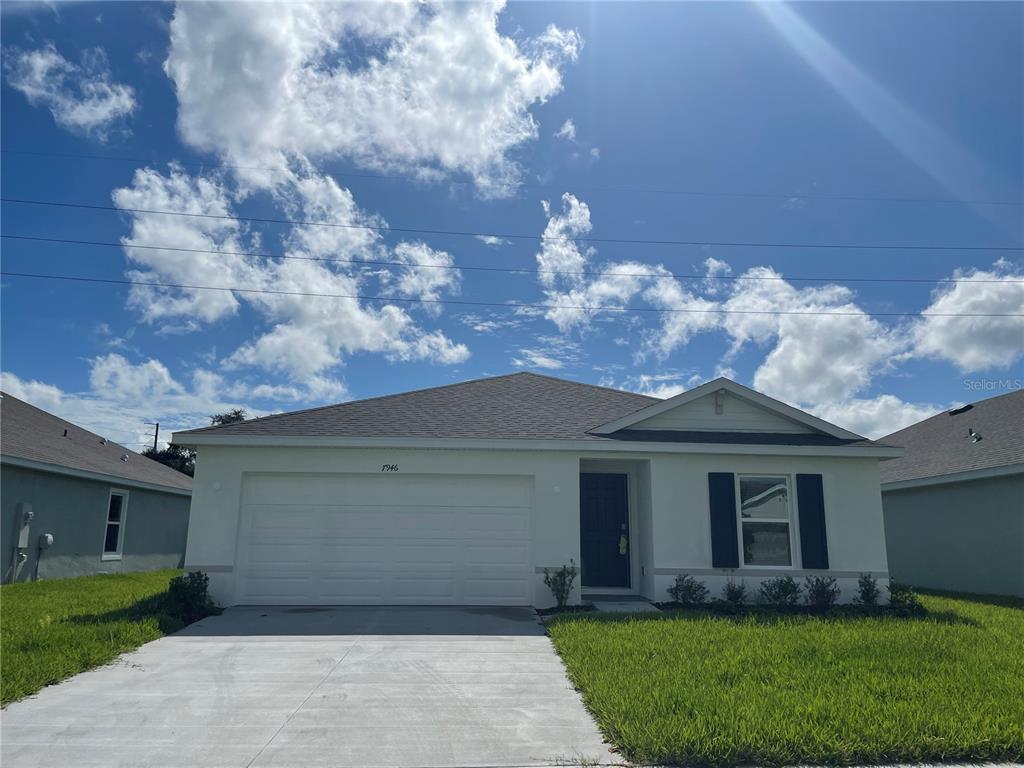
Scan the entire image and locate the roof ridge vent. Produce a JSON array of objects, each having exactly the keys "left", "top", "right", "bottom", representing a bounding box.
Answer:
[{"left": 948, "top": 403, "right": 973, "bottom": 415}]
